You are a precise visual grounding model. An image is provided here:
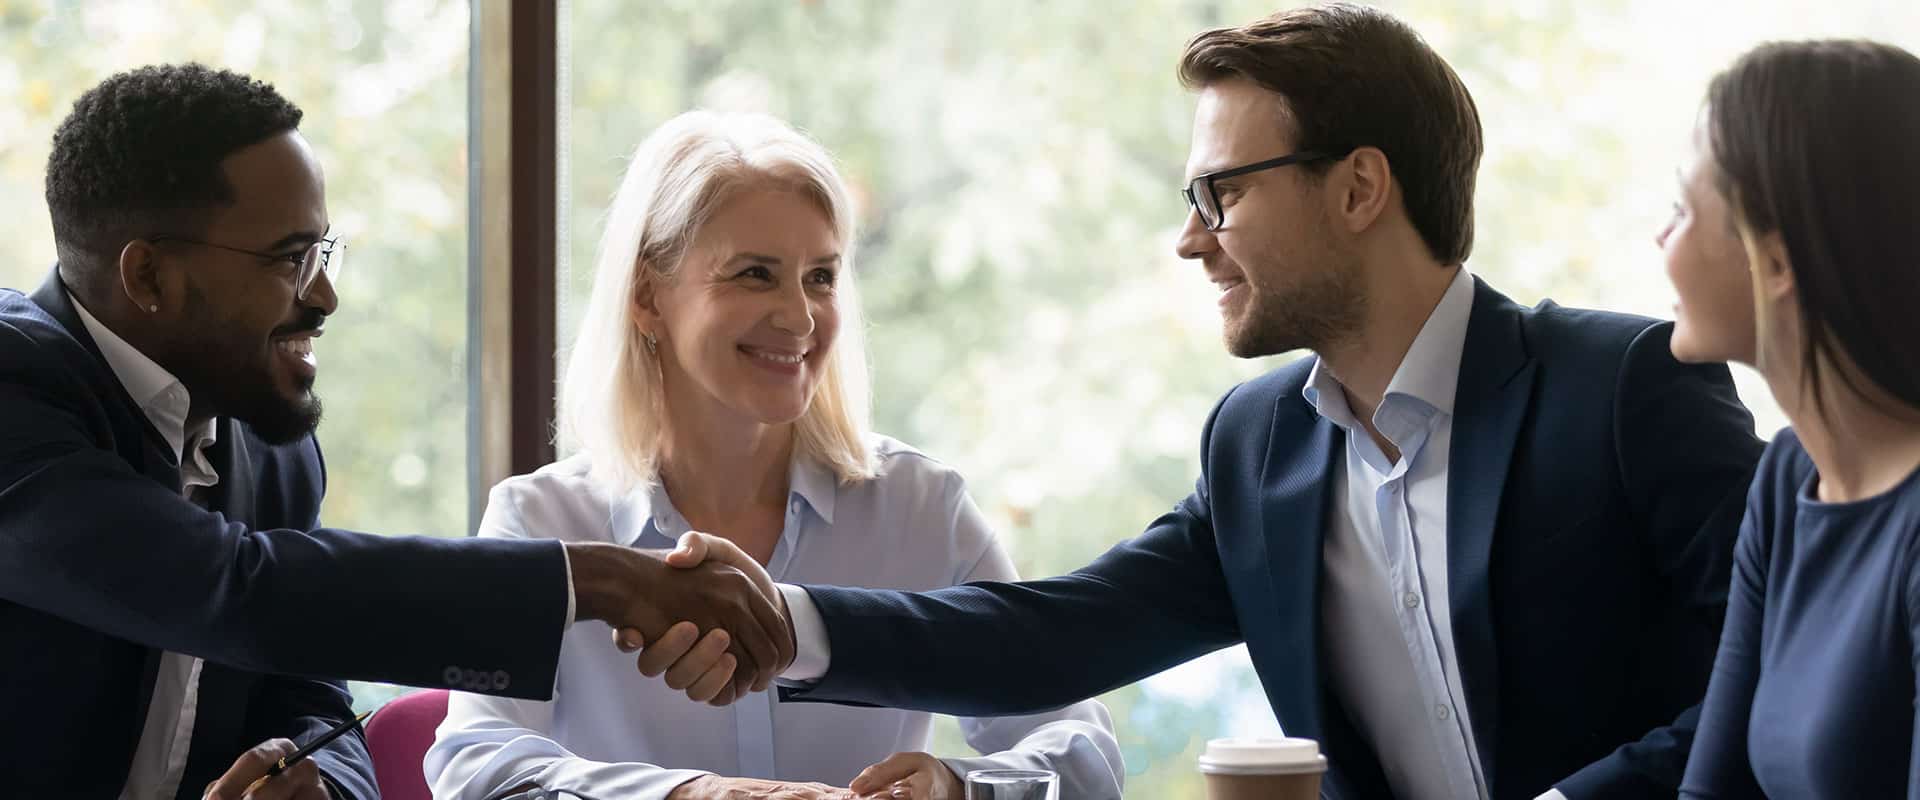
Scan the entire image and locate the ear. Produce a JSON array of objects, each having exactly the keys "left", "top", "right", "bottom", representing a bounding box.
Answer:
[
  {"left": 1332, "top": 146, "right": 1393, "bottom": 235},
  {"left": 631, "top": 261, "right": 665, "bottom": 336},
  {"left": 117, "top": 240, "right": 165, "bottom": 313},
  {"left": 1750, "top": 229, "right": 1795, "bottom": 303}
]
